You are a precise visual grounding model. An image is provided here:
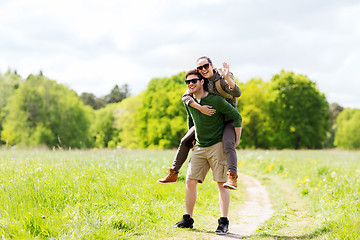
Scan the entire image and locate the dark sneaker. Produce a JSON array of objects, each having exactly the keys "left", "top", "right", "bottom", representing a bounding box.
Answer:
[
  {"left": 157, "top": 168, "right": 178, "bottom": 184},
  {"left": 173, "top": 214, "right": 194, "bottom": 229},
  {"left": 215, "top": 217, "right": 229, "bottom": 235},
  {"left": 223, "top": 172, "right": 238, "bottom": 190}
]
